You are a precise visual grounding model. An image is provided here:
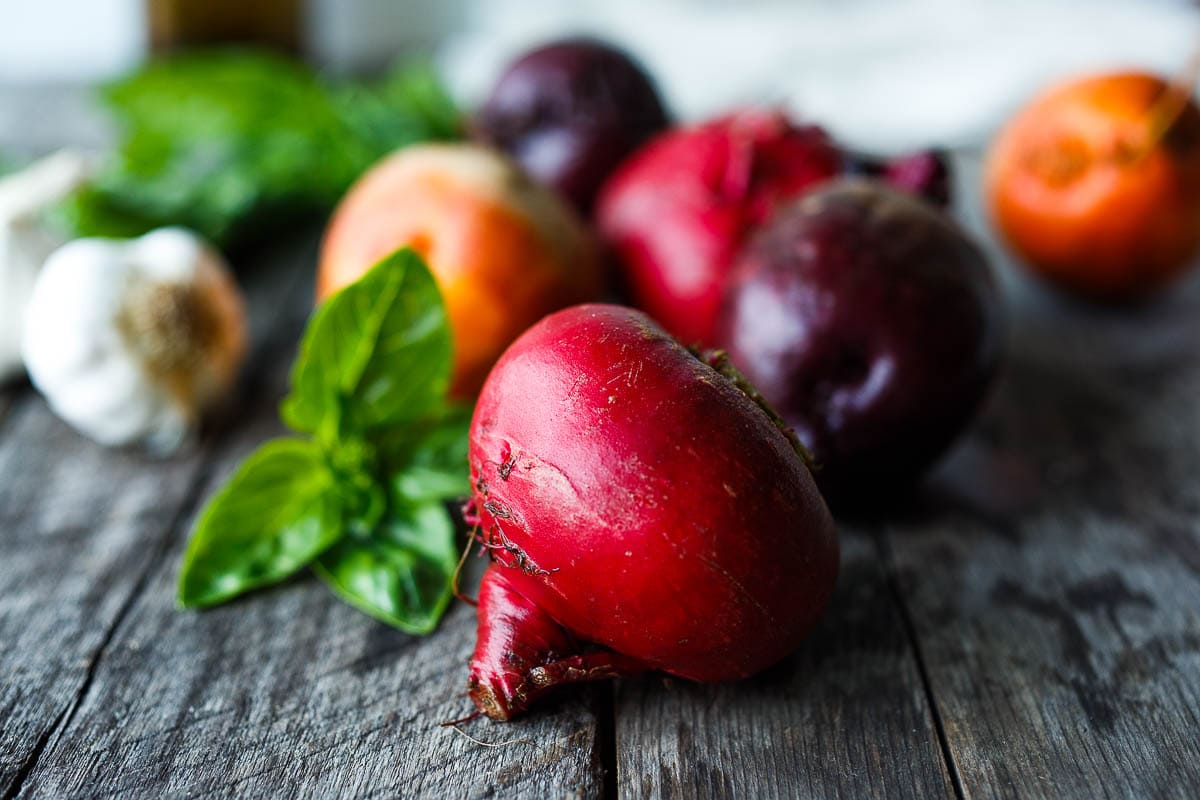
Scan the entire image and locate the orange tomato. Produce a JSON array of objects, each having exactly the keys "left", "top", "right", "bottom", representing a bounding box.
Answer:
[
  {"left": 319, "top": 143, "right": 601, "bottom": 397},
  {"left": 986, "top": 71, "right": 1200, "bottom": 300}
]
